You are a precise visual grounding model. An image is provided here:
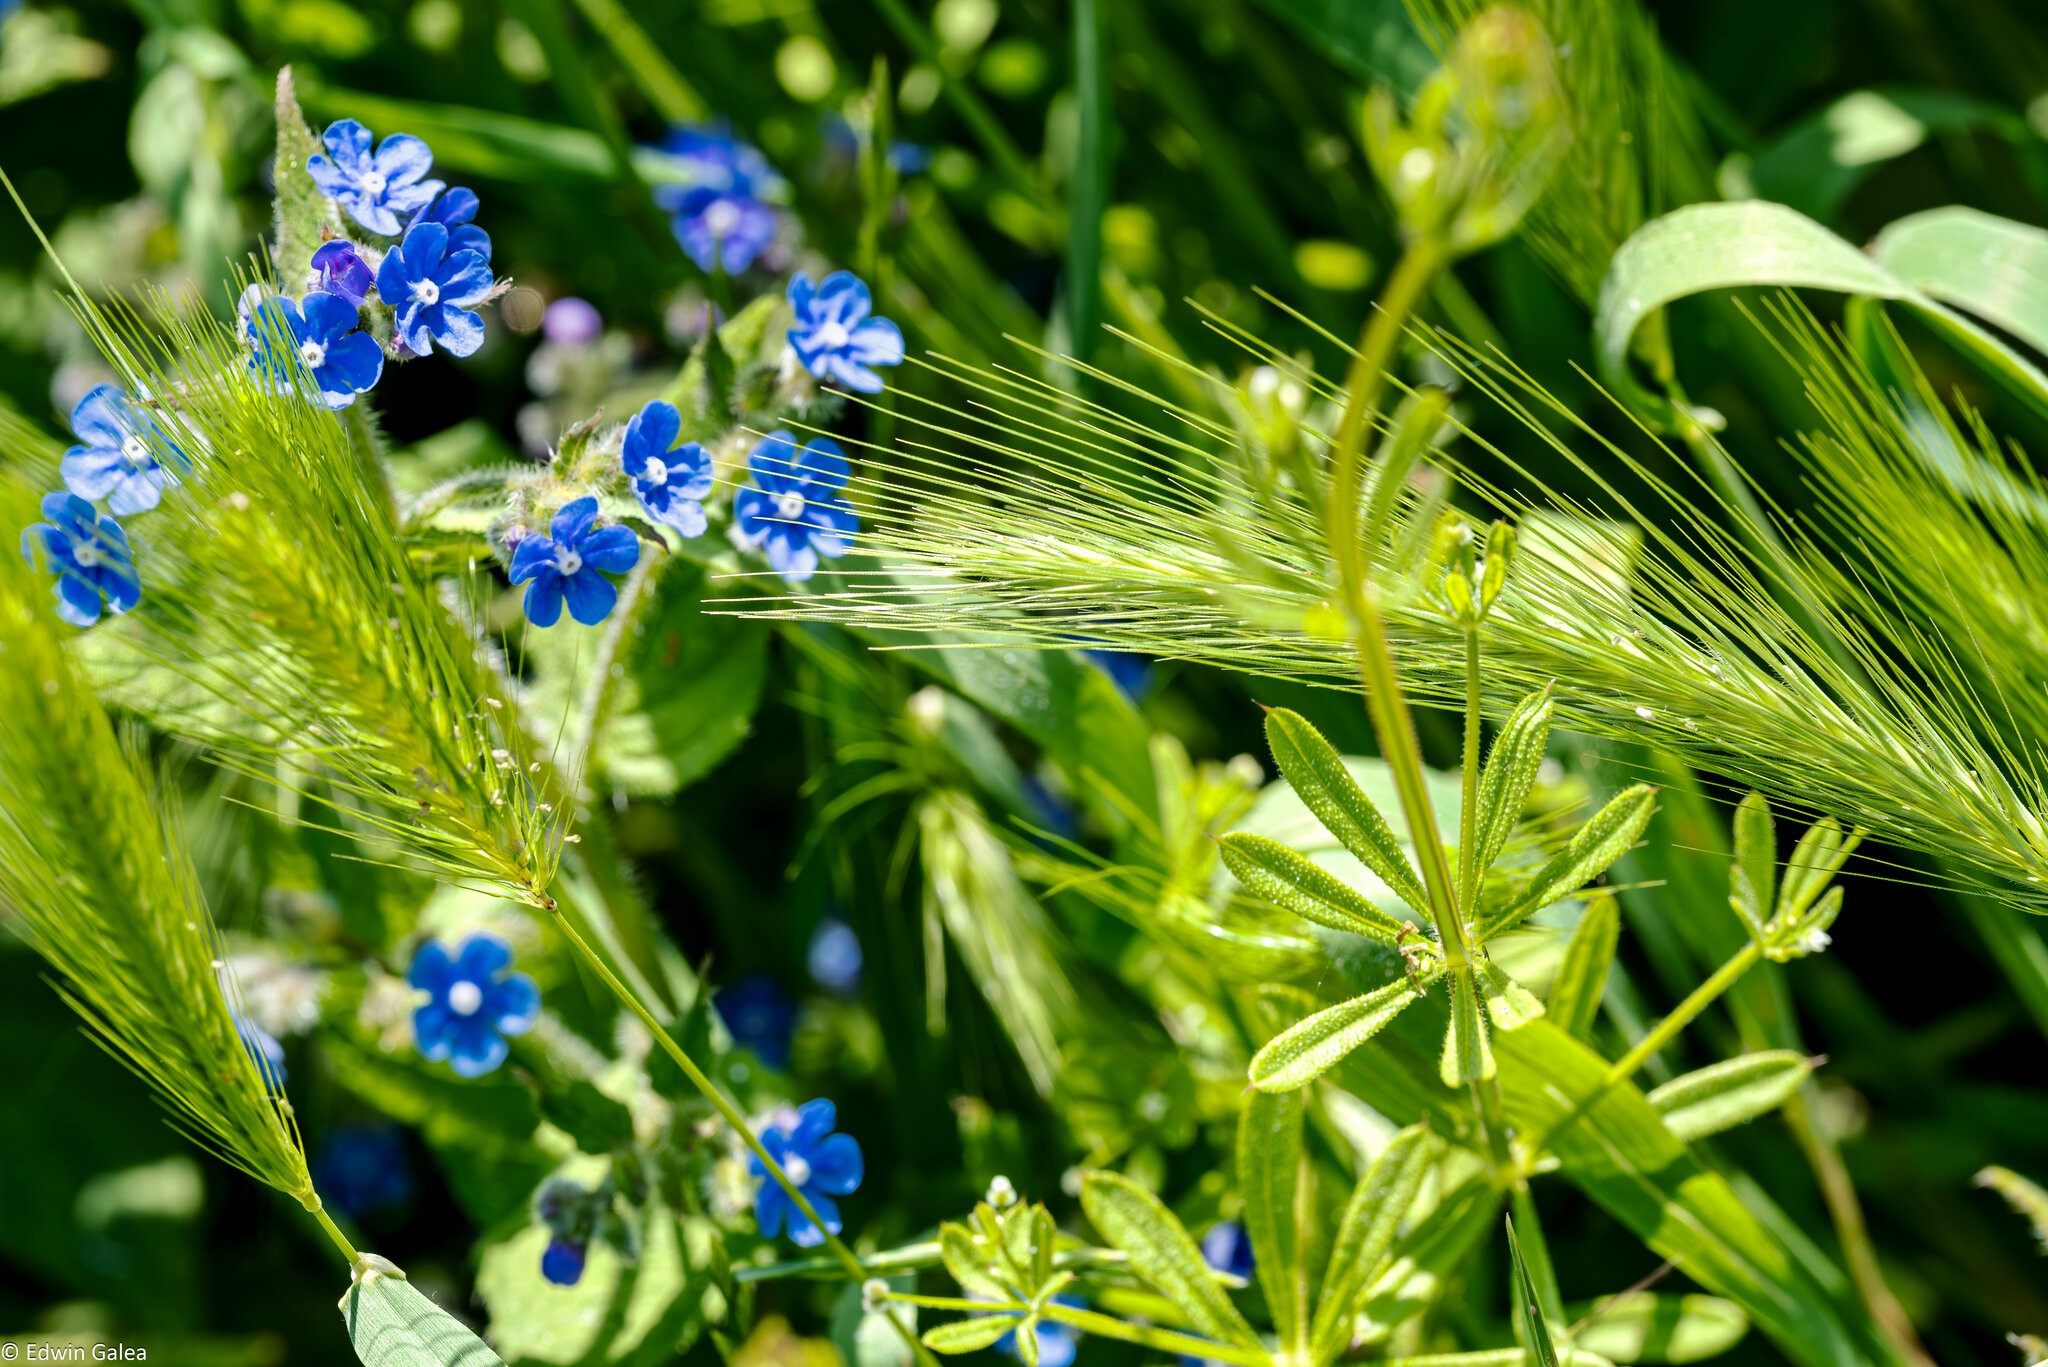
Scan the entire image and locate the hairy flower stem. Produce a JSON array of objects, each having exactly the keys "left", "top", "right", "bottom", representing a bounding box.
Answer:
[{"left": 548, "top": 908, "right": 938, "bottom": 1367}]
